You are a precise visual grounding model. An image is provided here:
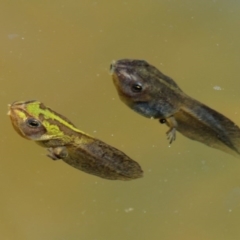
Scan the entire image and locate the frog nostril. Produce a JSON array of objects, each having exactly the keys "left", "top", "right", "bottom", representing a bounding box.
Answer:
[
  {"left": 110, "top": 63, "right": 113, "bottom": 71},
  {"left": 110, "top": 61, "right": 116, "bottom": 73}
]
